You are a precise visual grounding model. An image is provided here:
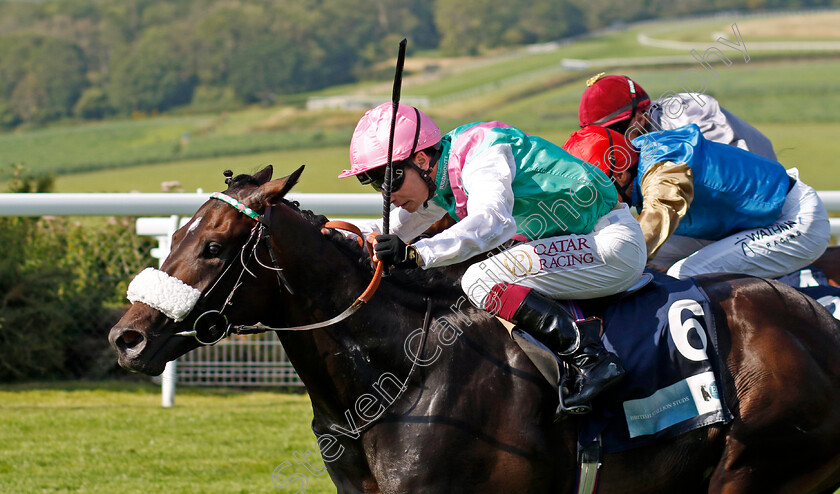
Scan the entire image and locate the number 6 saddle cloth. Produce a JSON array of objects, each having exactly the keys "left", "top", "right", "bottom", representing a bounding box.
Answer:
[{"left": 512, "top": 271, "right": 732, "bottom": 453}]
